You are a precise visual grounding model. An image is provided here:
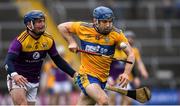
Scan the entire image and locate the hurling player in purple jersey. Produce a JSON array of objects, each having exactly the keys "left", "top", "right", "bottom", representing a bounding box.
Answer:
[{"left": 3, "top": 10, "right": 77, "bottom": 105}]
